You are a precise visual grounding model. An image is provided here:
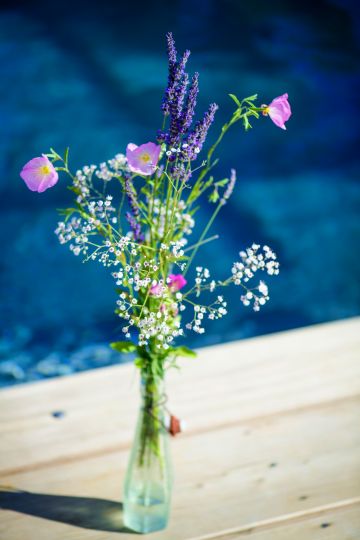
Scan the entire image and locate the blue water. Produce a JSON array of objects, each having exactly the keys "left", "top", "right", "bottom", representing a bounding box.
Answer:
[{"left": 0, "top": 0, "right": 359, "bottom": 386}]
